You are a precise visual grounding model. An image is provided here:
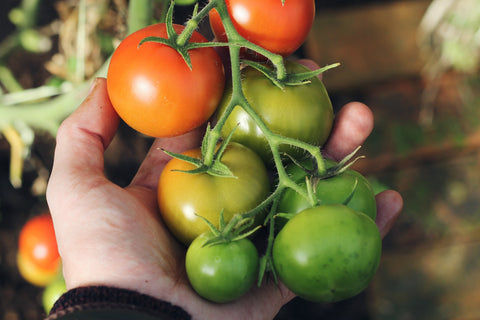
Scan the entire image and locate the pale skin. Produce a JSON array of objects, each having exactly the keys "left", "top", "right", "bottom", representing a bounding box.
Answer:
[{"left": 46, "top": 74, "right": 403, "bottom": 319}]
